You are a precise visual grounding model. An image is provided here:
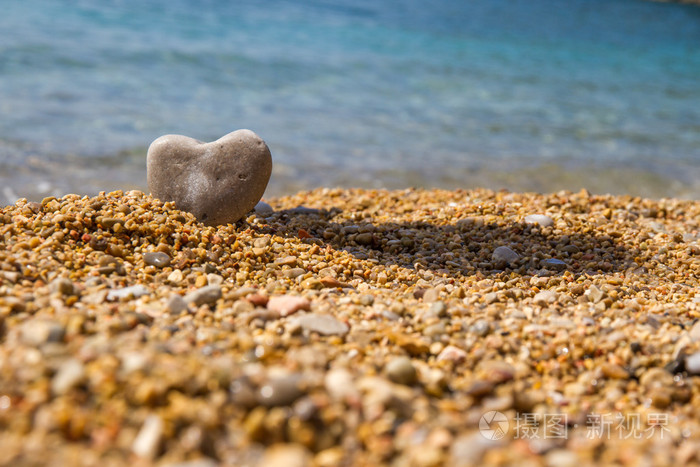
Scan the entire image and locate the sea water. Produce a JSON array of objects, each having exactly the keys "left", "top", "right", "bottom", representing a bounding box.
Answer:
[{"left": 1, "top": 0, "right": 700, "bottom": 204}]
